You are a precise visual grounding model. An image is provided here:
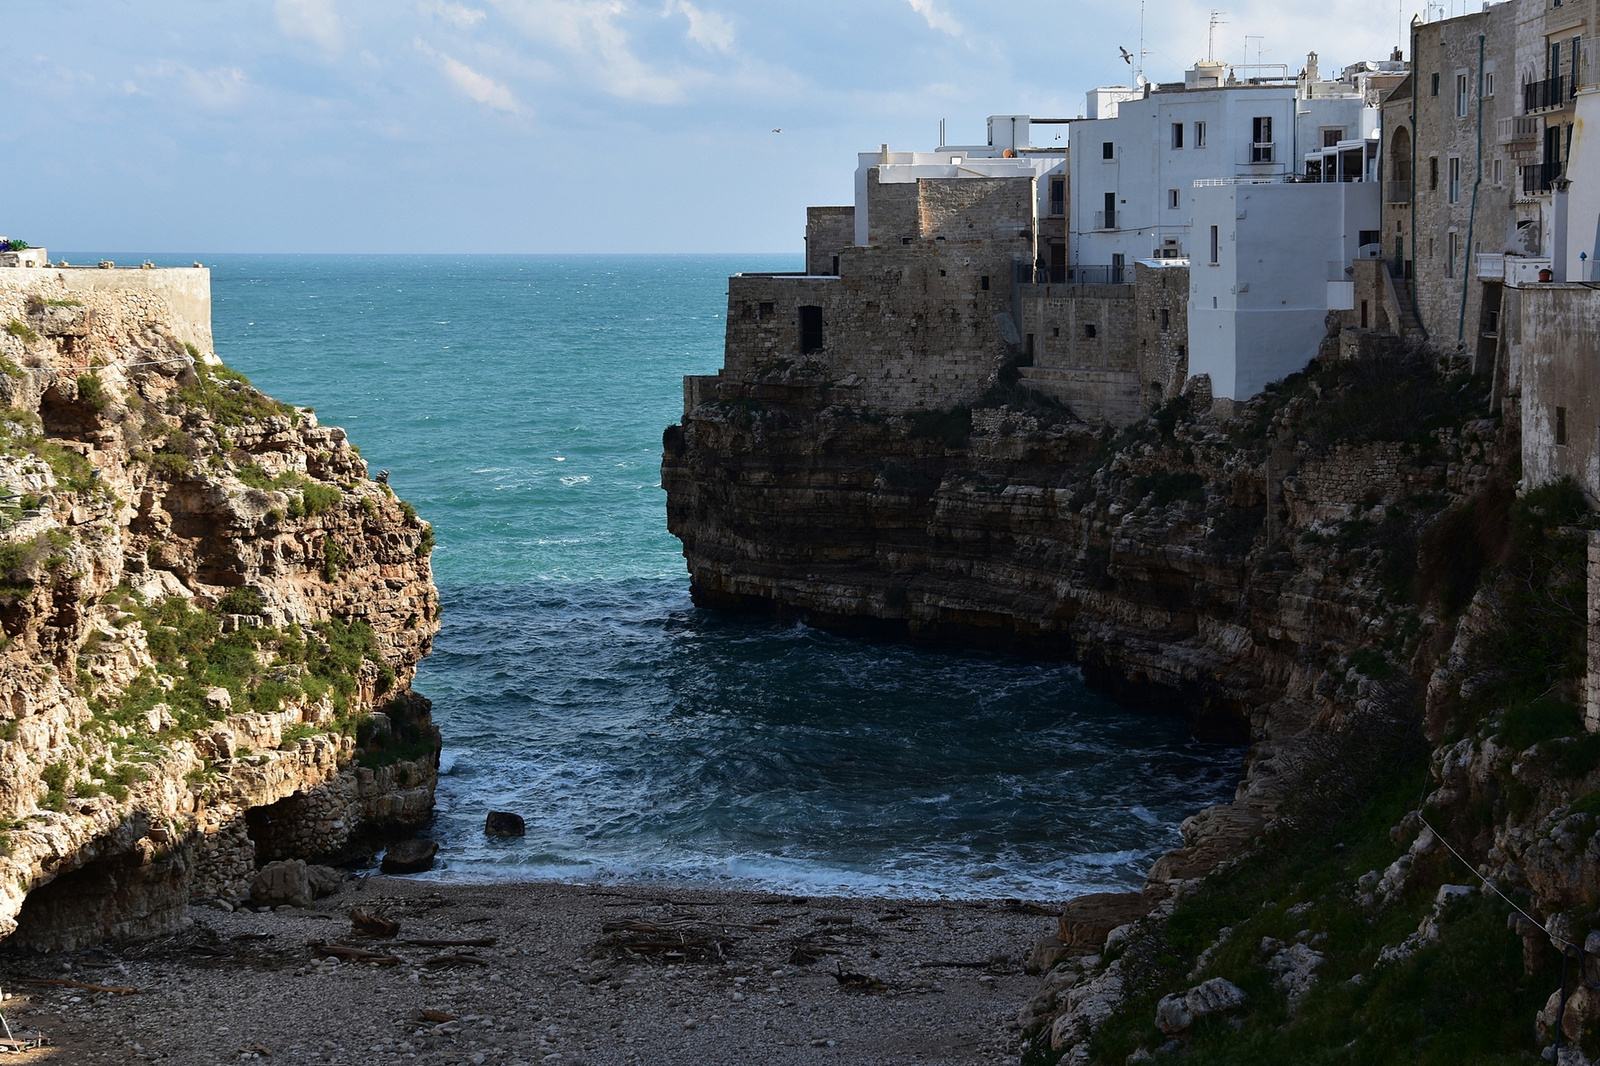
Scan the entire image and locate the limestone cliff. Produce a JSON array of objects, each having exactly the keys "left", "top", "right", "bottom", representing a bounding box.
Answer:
[
  {"left": 666, "top": 353, "right": 1600, "bottom": 1061},
  {"left": 0, "top": 270, "right": 439, "bottom": 950}
]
